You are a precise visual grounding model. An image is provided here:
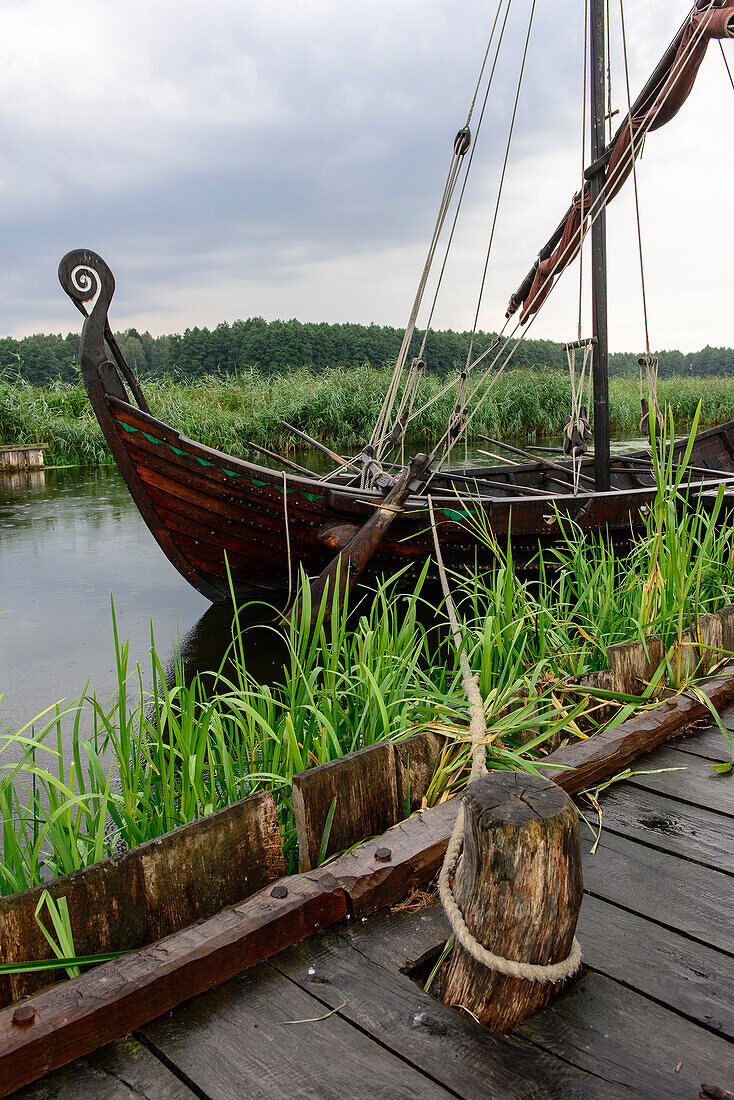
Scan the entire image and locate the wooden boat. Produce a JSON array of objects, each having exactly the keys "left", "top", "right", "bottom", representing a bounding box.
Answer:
[{"left": 58, "top": 1, "right": 734, "bottom": 603}]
